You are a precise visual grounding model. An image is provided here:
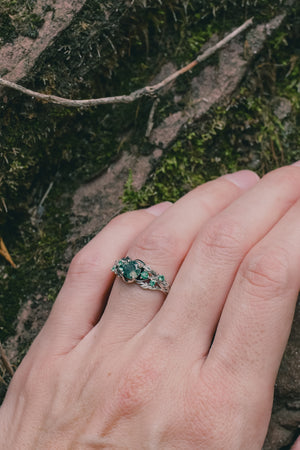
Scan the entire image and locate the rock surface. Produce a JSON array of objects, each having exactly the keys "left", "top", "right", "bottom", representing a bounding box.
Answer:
[
  {"left": 264, "top": 300, "right": 300, "bottom": 449},
  {"left": 0, "top": 0, "right": 87, "bottom": 82},
  {"left": 149, "top": 15, "right": 286, "bottom": 149},
  {"left": 71, "top": 151, "right": 153, "bottom": 241}
]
